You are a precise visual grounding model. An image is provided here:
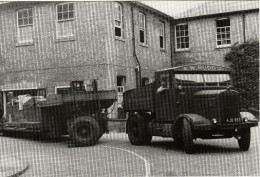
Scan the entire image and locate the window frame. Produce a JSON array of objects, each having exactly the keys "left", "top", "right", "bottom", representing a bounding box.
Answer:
[
  {"left": 114, "top": 2, "right": 123, "bottom": 38},
  {"left": 175, "top": 23, "right": 189, "bottom": 51},
  {"left": 17, "top": 8, "right": 34, "bottom": 44},
  {"left": 216, "top": 18, "right": 231, "bottom": 48},
  {"left": 159, "top": 21, "right": 165, "bottom": 49},
  {"left": 55, "top": 2, "right": 75, "bottom": 39},
  {"left": 56, "top": 2, "right": 74, "bottom": 22},
  {"left": 139, "top": 12, "right": 147, "bottom": 44},
  {"left": 117, "top": 75, "right": 126, "bottom": 93},
  {"left": 17, "top": 8, "right": 33, "bottom": 27},
  {"left": 55, "top": 86, "right": 71, "bottom": 94}
]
